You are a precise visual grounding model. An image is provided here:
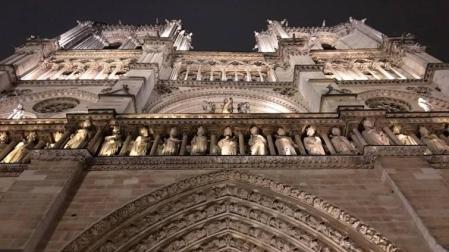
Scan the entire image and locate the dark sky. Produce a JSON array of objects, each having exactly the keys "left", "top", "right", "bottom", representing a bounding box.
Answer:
[{"left": 1, "top": 0, "right": 448, "bottom": 61}]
